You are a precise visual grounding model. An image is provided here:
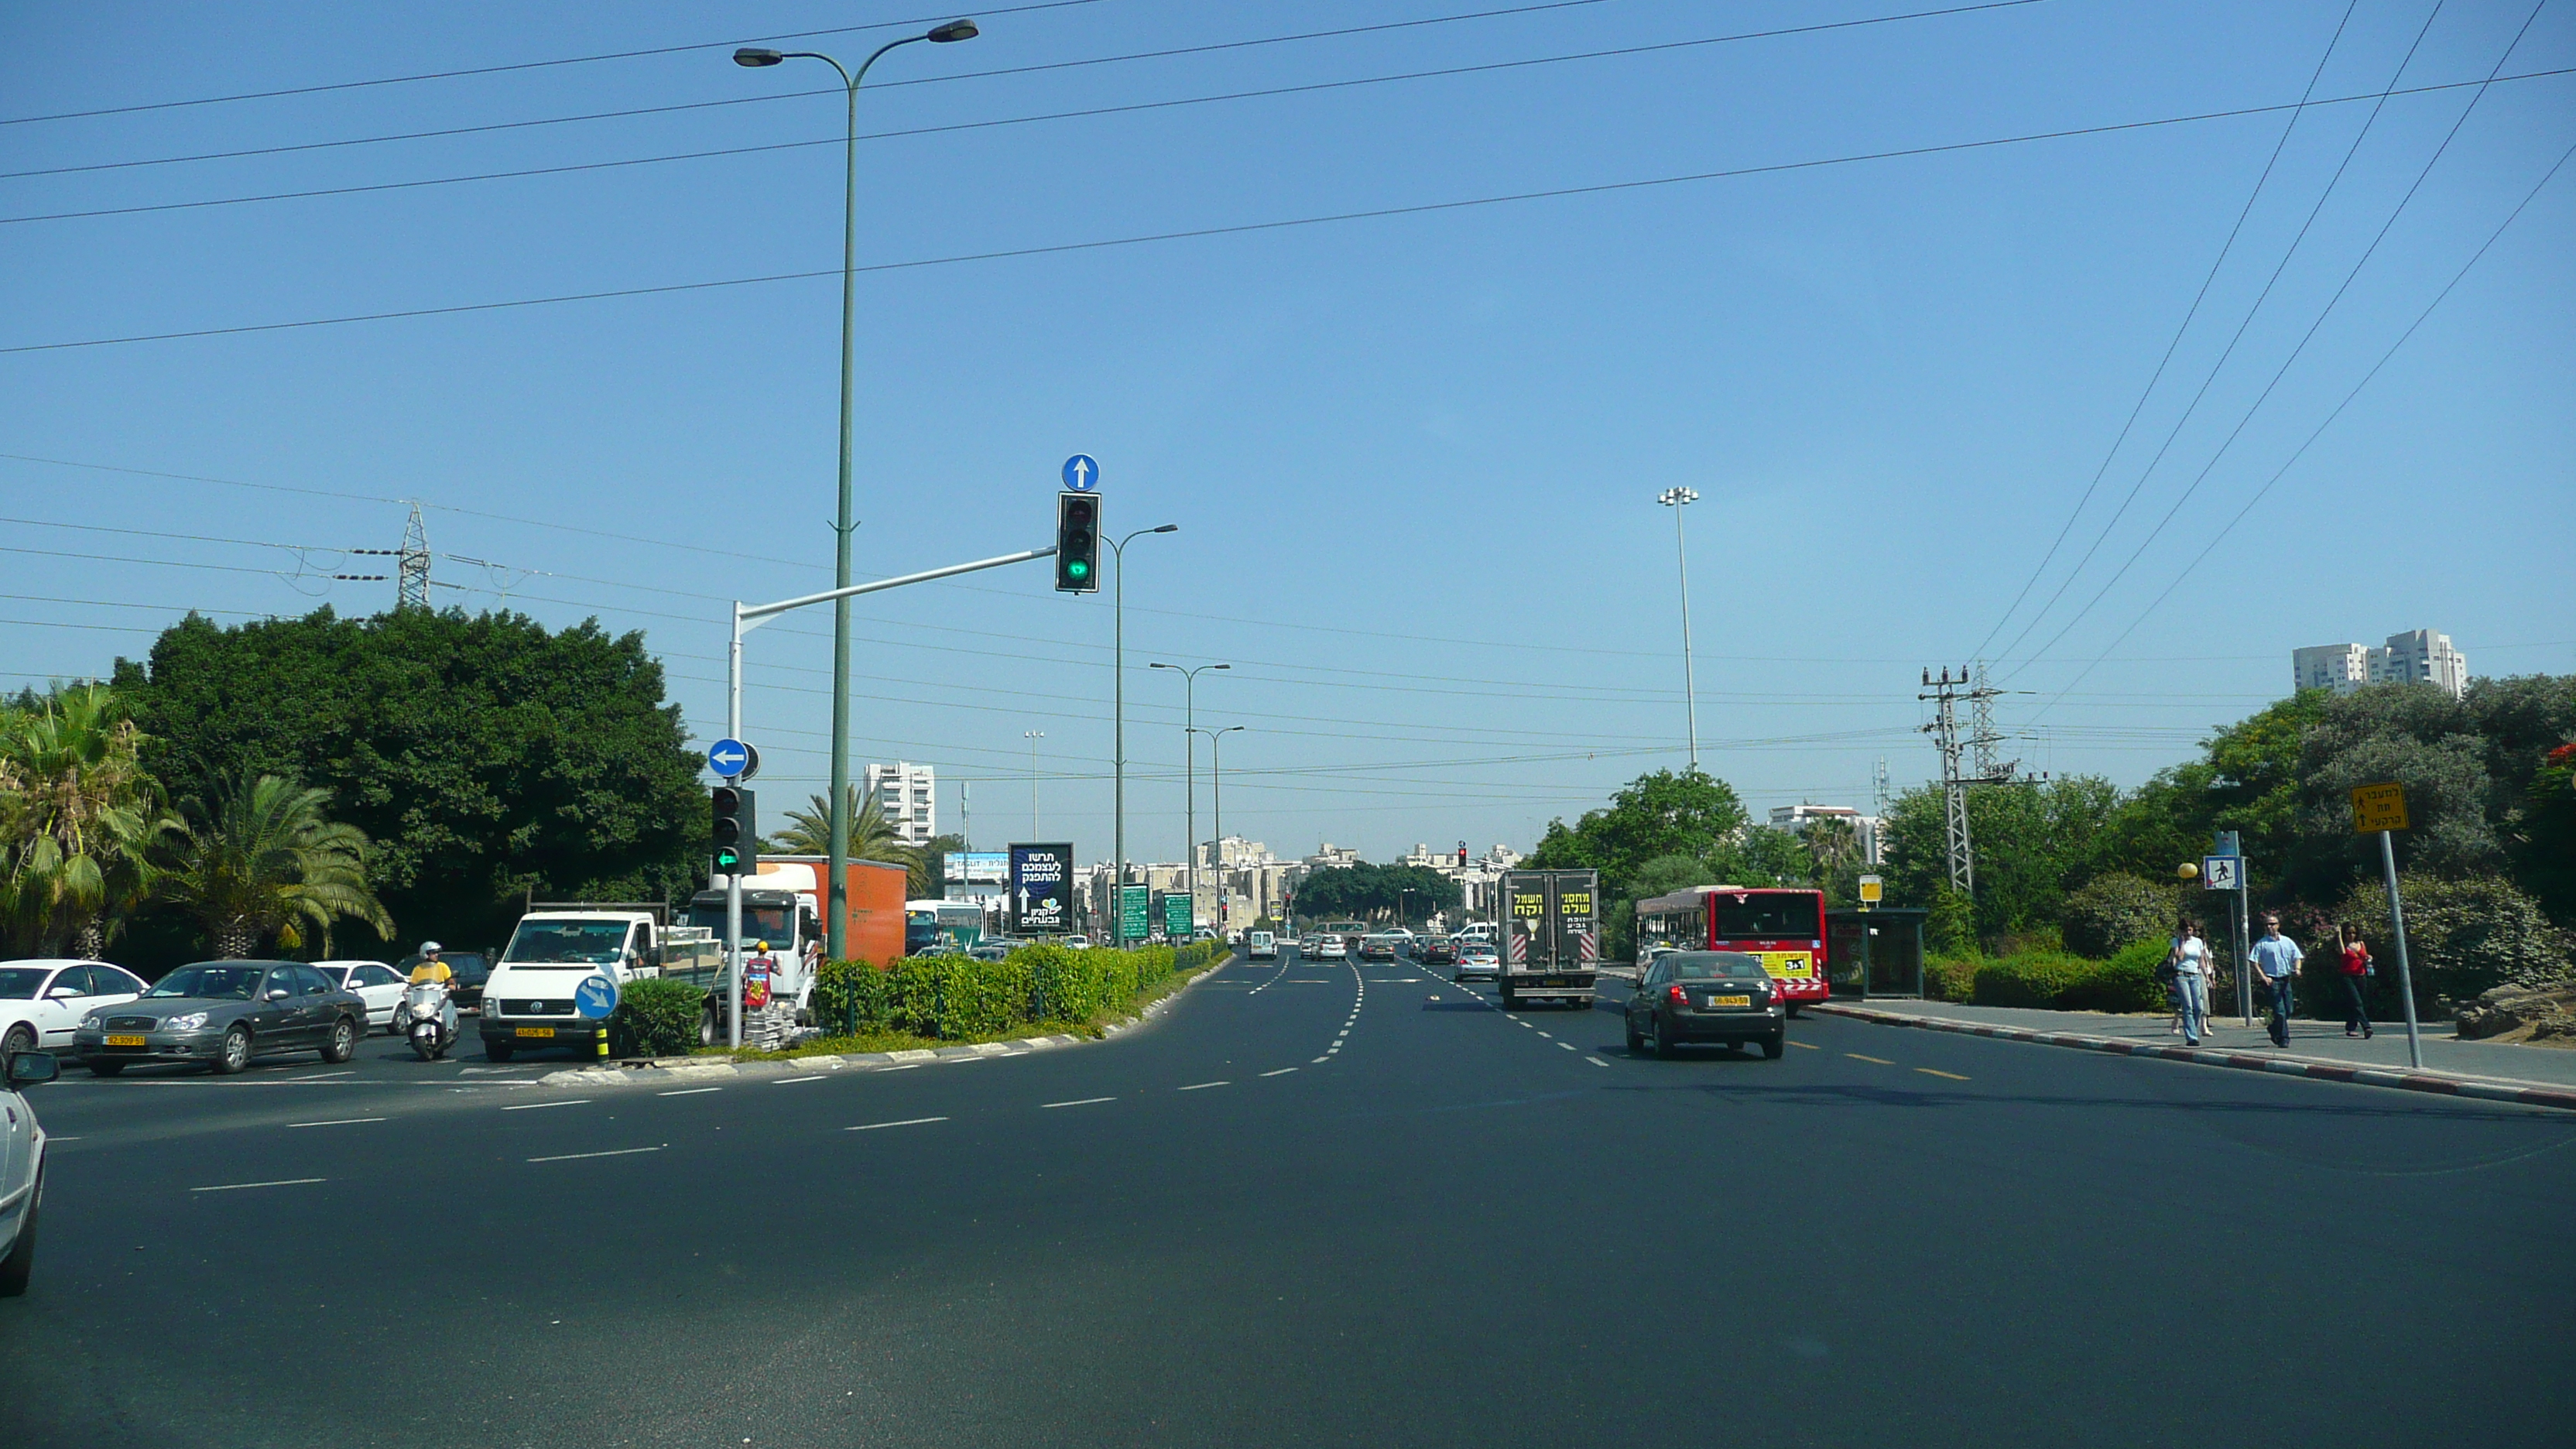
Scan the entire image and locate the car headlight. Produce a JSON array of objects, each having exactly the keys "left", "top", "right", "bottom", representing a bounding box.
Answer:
[
  {"left": 483, "top": 997, "right": 502, "bottom": 1018},
  {"left": 164, "top": 1011, "right": 211, "bottom": 1032},
  {"left": 81, "top": 1009, "right": 104, "bottom": 1027}
]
